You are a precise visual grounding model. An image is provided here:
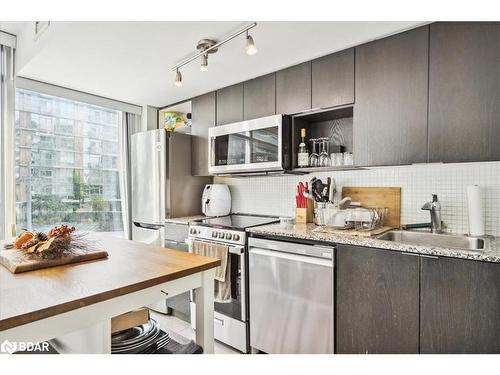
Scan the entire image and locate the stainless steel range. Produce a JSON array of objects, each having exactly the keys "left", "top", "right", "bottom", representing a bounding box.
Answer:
[{"left": 187, "top": 214, "right": 279, "bottom": 353}]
